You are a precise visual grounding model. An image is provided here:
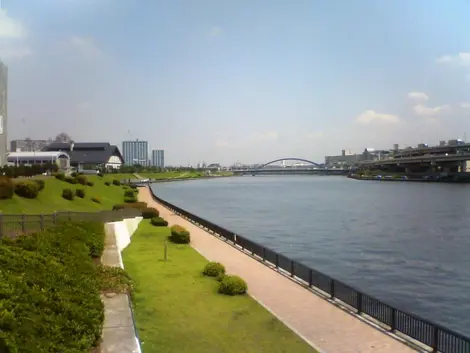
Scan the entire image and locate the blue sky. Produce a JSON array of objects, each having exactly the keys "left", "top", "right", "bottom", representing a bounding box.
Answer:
[{"left": 1, "top": 0, "right": 469, "bottom": 165}]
